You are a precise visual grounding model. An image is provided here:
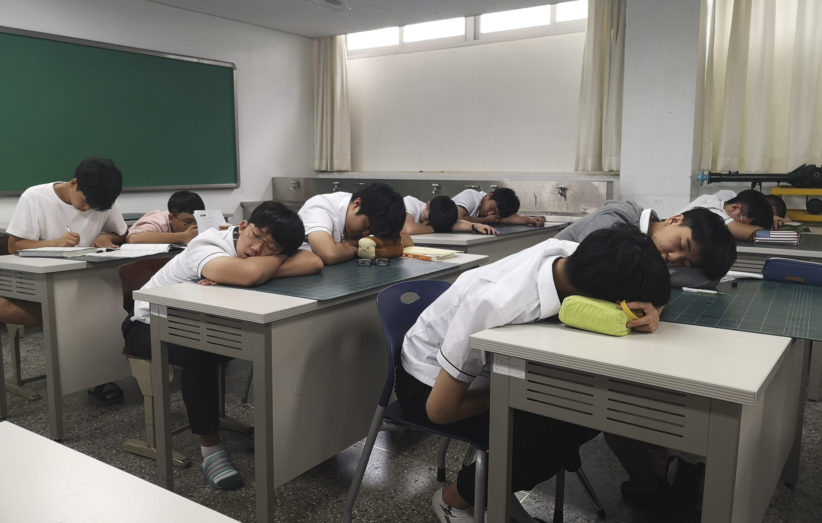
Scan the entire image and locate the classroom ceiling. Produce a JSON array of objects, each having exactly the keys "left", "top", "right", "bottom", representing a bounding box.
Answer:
[{"left": 148, "top": 0, "right": 559, "bottom": 38}]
